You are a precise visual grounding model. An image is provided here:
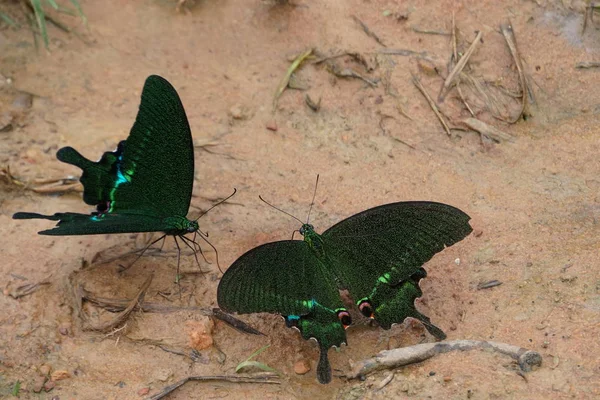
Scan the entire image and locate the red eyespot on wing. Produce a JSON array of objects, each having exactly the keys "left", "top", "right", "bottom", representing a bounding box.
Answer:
[
  {"left": 96, "top": 201, "right": 111, "bottom": 215},
  {"left": 337, "top": 310, "right": 352, "bottom": 329},
  {"left": 359, "top": 301, "right": 374, "bottom": 319}
]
